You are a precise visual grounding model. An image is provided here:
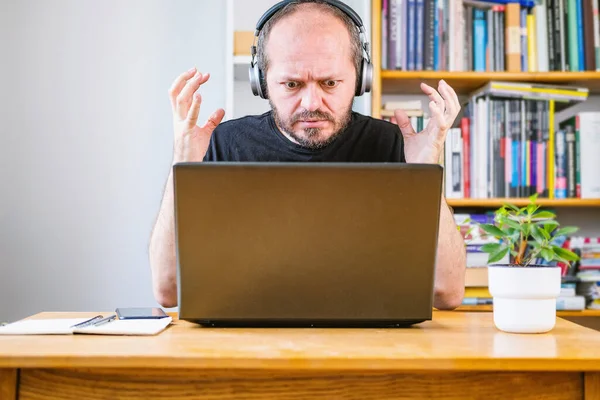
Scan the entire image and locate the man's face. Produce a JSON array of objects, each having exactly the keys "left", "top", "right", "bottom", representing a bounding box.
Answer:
[{"left": 264, "top": 8, "right": 357, "bottom": 149}]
